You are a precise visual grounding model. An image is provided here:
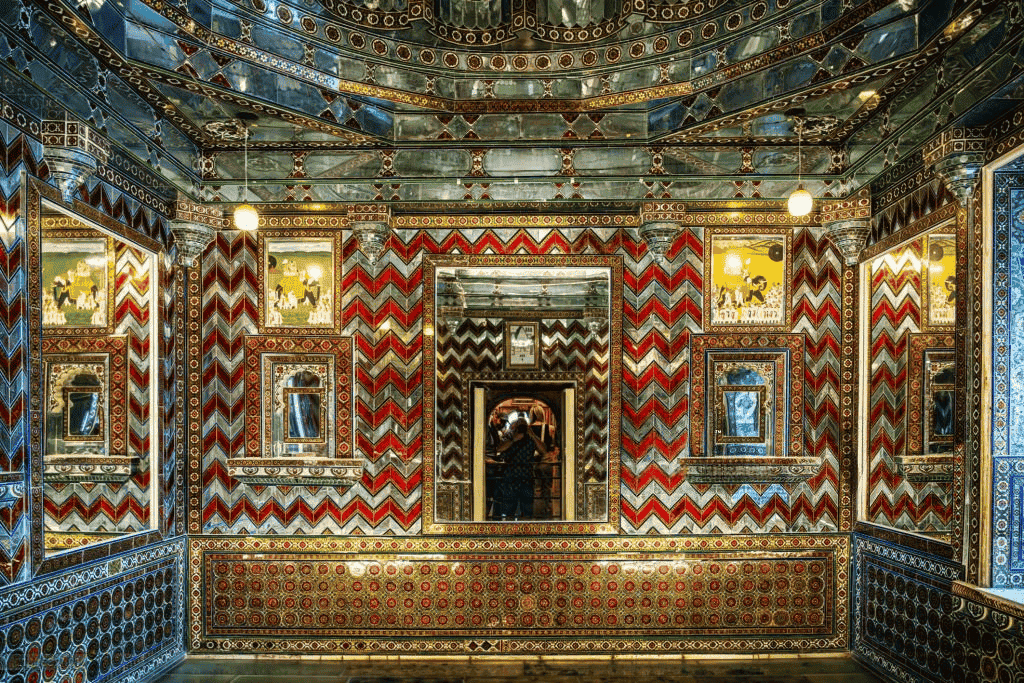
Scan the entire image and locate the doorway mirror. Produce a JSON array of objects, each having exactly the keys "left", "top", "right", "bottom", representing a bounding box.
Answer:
[
  {"left": 422, "top": 255, "right": 623, "bottom": 534},
  {"left": 478, "top": 387, "right": 567, "bottom": 522},
  {"left": 33, "top": 194, "right": 160, "bottom": 557},
  {"left": 861, "top": 225, "right": 958, "bottom": 542}
]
